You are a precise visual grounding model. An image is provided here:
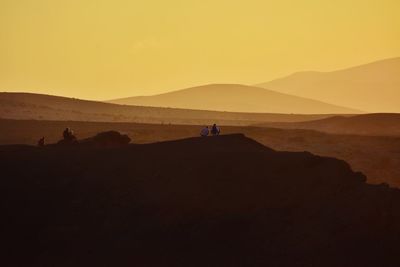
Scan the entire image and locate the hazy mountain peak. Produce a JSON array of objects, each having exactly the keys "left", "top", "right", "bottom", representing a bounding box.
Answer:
[
  {"left": 256, "top": 57, "right": 400, "bottom": 112},
  {"left": 109, "top": 83, "right": 360, "bottom": 114}
]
